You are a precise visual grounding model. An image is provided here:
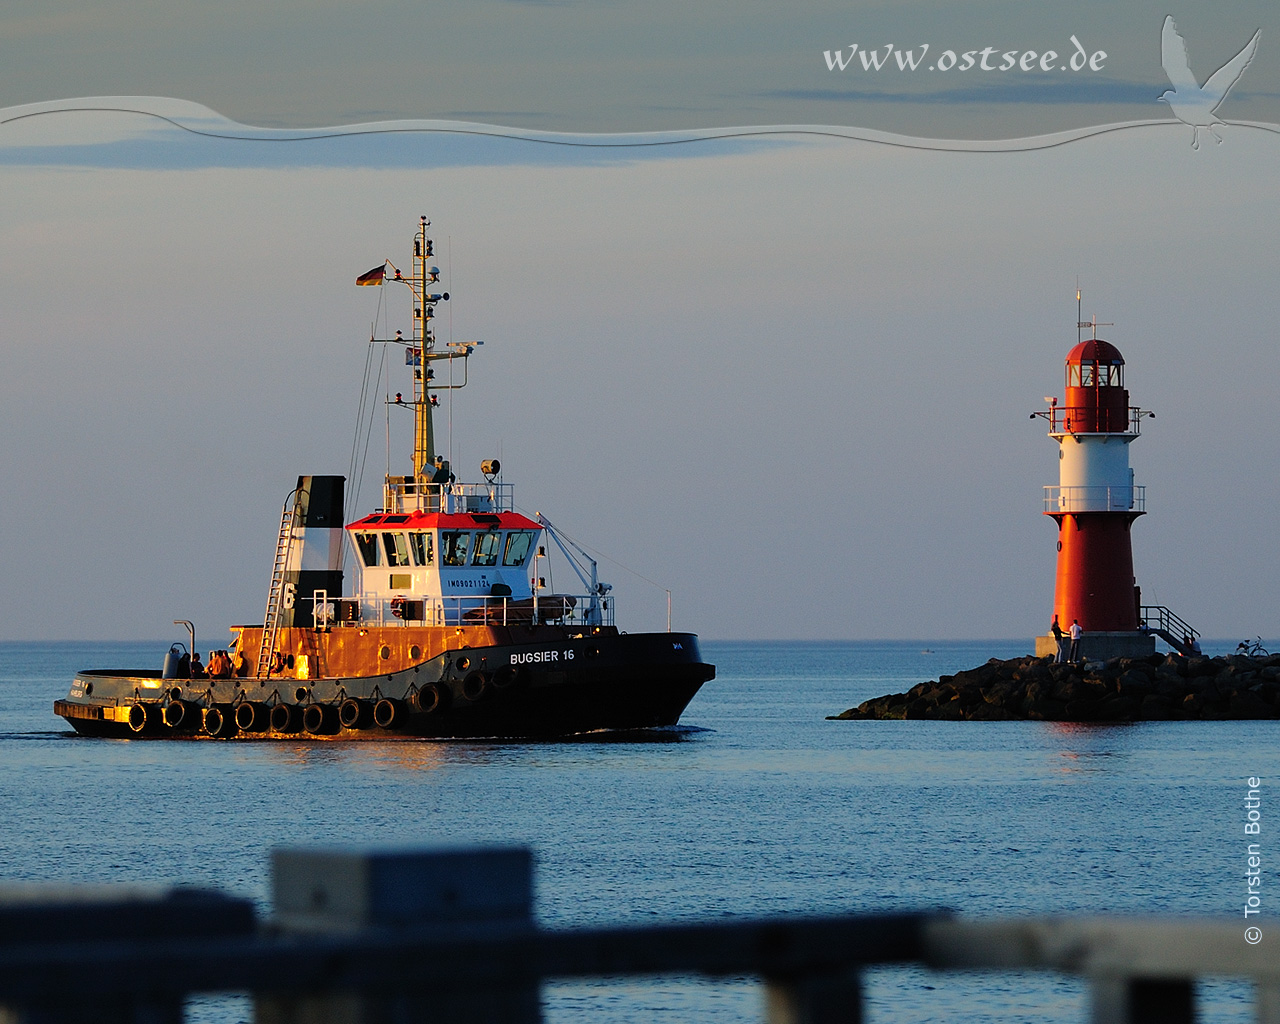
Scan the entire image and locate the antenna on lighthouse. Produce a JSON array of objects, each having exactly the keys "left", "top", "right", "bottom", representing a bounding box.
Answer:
[{"left": 1075, "top": 288, "right": 1113, "bottom": 341}]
